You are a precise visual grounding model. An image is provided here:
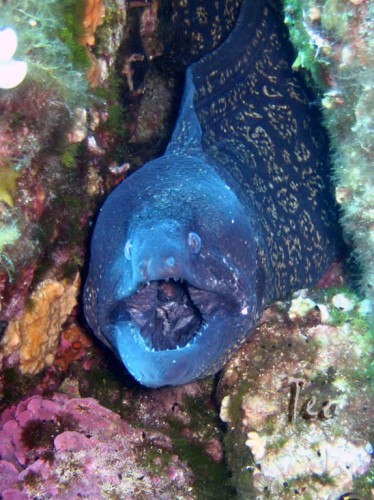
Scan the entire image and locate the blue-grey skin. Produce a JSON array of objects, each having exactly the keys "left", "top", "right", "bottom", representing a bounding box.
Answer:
[{"left": 84, "top": 0, "right": 340, "bottom": 387}]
